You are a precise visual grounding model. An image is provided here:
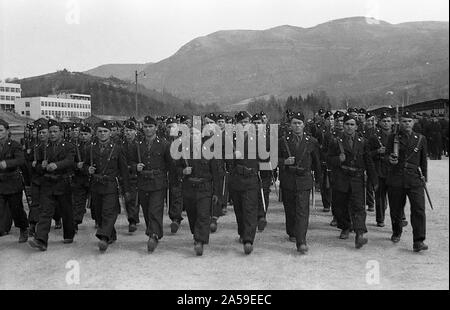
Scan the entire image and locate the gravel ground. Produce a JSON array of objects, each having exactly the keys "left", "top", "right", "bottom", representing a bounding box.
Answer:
[{"left": 0, "top": 159, "right": 448, "bottom": 290}]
